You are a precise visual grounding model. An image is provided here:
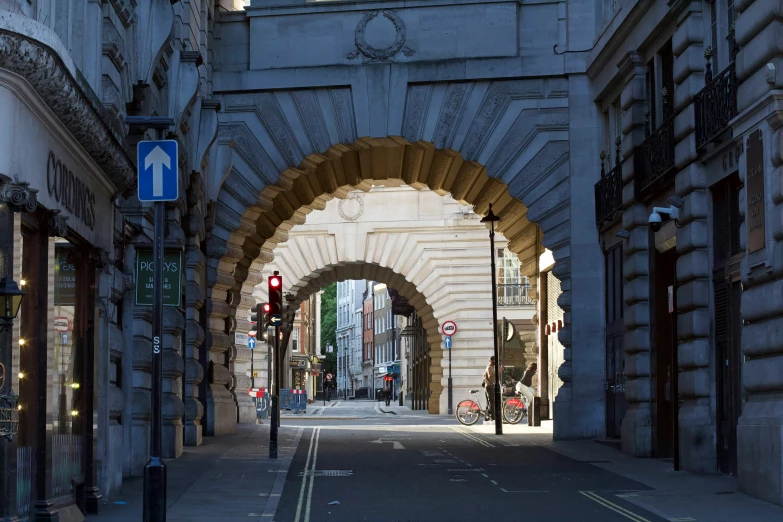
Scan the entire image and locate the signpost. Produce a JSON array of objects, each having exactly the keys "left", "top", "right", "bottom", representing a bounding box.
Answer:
[
  {"left": 128, "top": 116, "right": 176, "bottom": 522},
  {"left": 441, "top": 321, "right": 457, "bottom": 414}
]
